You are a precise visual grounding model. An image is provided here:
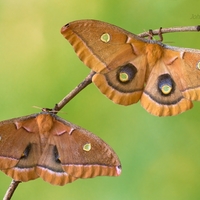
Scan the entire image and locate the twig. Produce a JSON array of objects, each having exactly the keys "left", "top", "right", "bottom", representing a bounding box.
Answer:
[
  {"left": 3, "top": 180, "right": 21, "bottom": 200},
  {"left": 53, "top": 70, "right": 95, "bottom": 112},
  {"left": 2, "top": 73, "right": 95, "bottom": 200},
  {"left": 3, "top": 24, "right": 200, "bottom": 199},
  {"left": 138, "top": 25, "right": 200, "bottom": 38}
]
